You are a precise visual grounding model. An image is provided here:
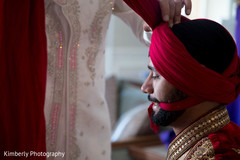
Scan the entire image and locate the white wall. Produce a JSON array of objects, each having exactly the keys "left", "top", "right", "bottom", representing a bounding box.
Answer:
[{"left": 105, "top": 15, "right": 149, "bottom": 81}]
